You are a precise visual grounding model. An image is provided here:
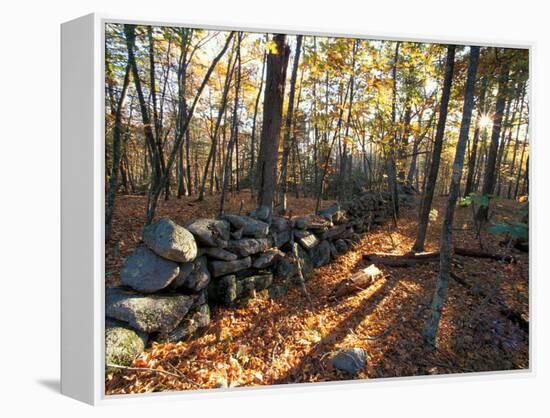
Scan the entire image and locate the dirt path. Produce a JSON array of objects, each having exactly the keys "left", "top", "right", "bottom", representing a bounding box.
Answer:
[{"left": 106, "top": 195, "right": 528, "bottom": 394}]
